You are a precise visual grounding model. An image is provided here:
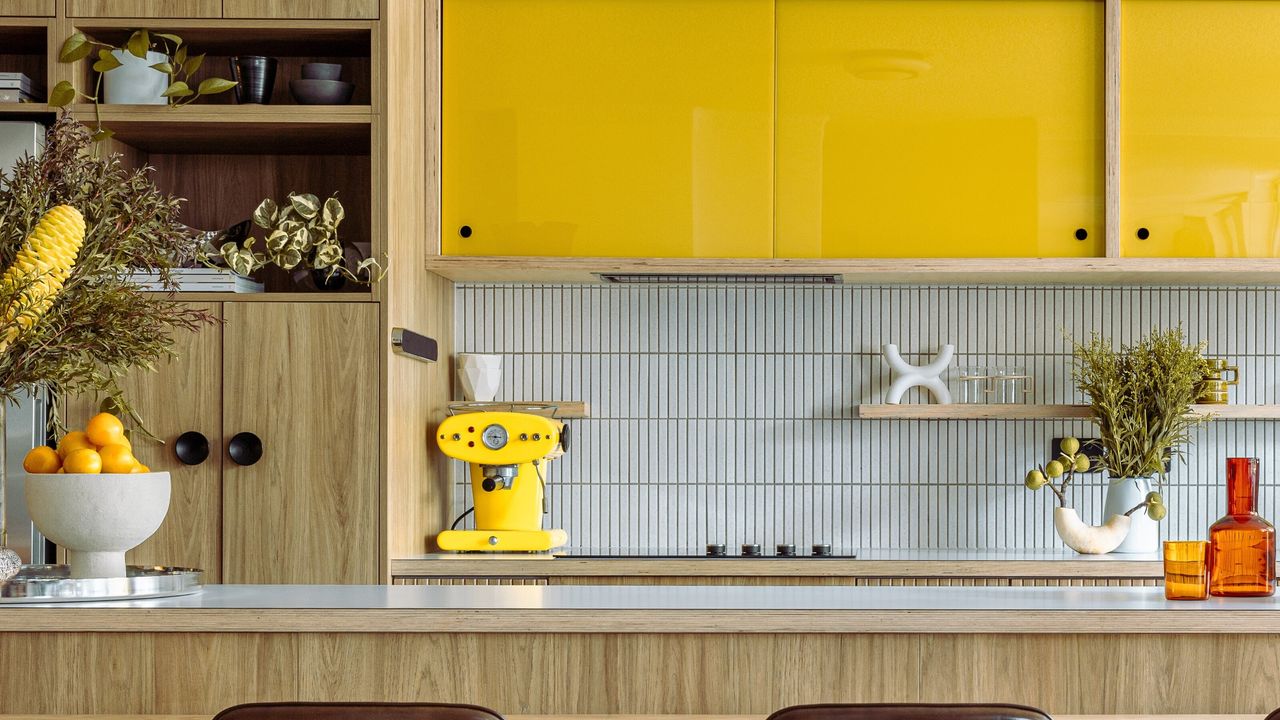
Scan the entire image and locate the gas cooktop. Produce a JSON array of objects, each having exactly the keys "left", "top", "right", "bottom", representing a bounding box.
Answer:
[{"left": 558, "top": 544, "right": 858, "bottom": 559}]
